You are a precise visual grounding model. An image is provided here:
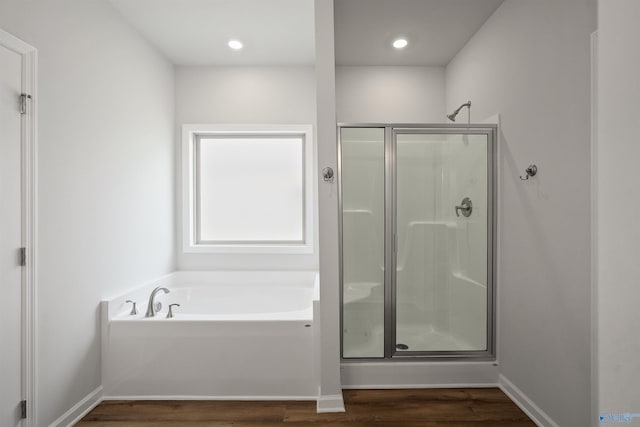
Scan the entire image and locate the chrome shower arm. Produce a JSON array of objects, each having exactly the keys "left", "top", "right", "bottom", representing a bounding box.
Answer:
[{"left": 446, "top": 100, "right": 472, "bottom": 122}]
